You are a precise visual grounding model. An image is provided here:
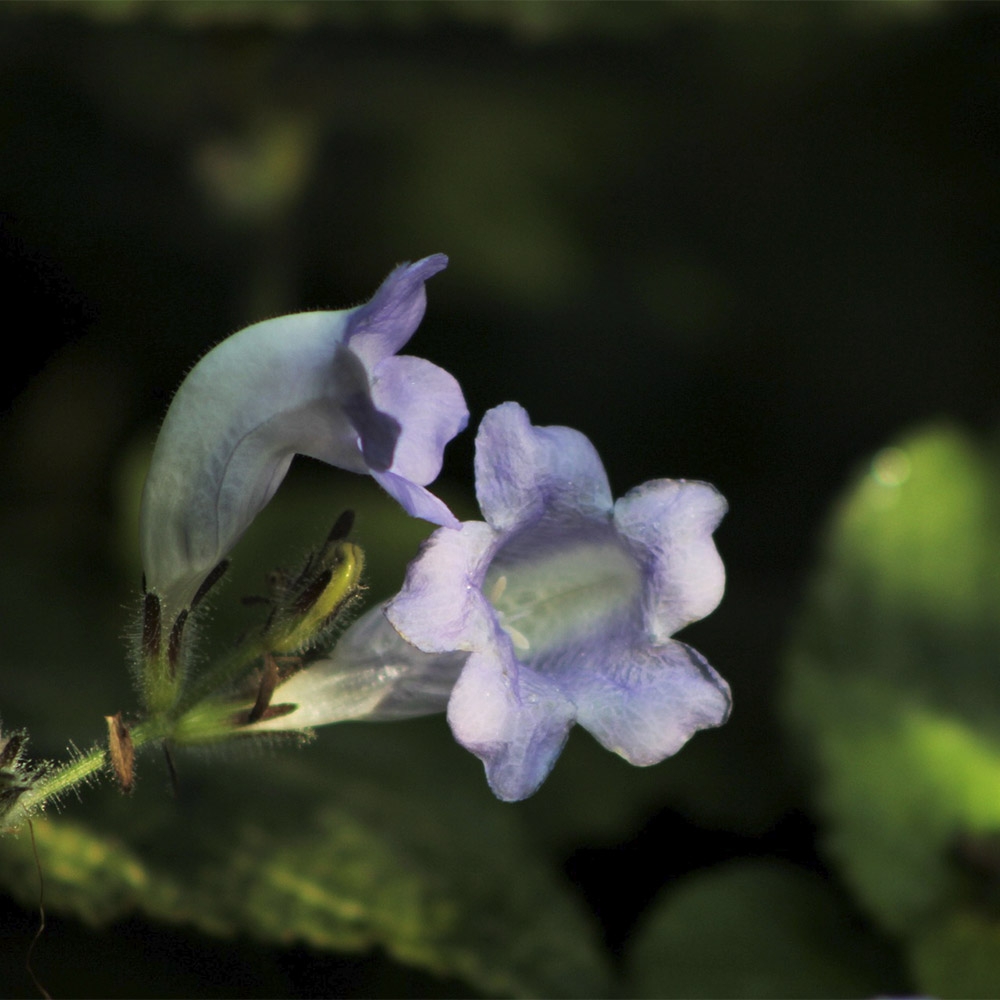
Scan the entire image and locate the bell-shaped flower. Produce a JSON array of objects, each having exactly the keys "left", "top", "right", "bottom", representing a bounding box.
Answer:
[
  {"left": 385, "top": 402, "right": 731, "bottom": 801},
  {"left": 140, "top": 254, "right": 467, "bottom": 619}
]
